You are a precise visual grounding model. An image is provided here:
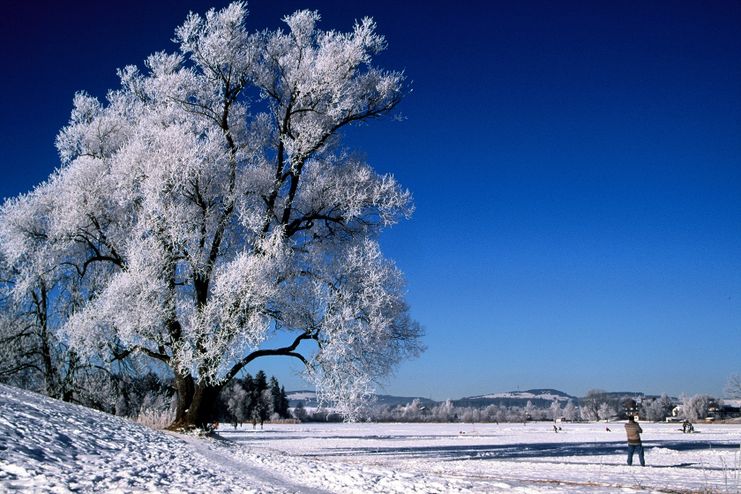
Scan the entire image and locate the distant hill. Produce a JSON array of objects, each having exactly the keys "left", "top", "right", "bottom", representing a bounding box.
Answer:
[
  {"left": 287, "top": 388, "right": 675, "bottom": 410},
  {"left": 286, "top": 390, "right": 319, "bottom": 406},
  {"left": 454, "top": 389, "right": 576, "bottom": 408},
  {"left": 286, "top": 390, "right": 436, "bottom": 408}
]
